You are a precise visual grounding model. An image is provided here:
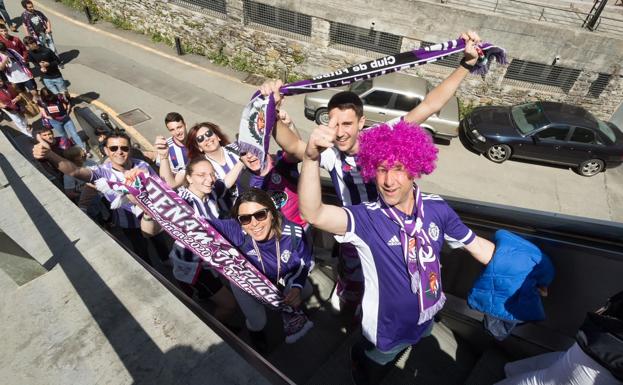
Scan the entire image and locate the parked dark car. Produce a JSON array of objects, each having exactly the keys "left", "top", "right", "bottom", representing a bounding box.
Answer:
[{"left": 461, "top": 101, "right": 623, "bottom": 176}]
